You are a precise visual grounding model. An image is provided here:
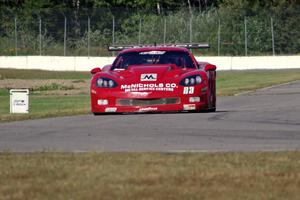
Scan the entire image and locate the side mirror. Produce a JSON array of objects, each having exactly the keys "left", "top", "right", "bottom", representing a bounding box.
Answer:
[
  {"left": 204, "top": 64, "right": 216, "bottom": 71},
  {"left": 91, "top": 67, "right": 101, "bottom": 74}
]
